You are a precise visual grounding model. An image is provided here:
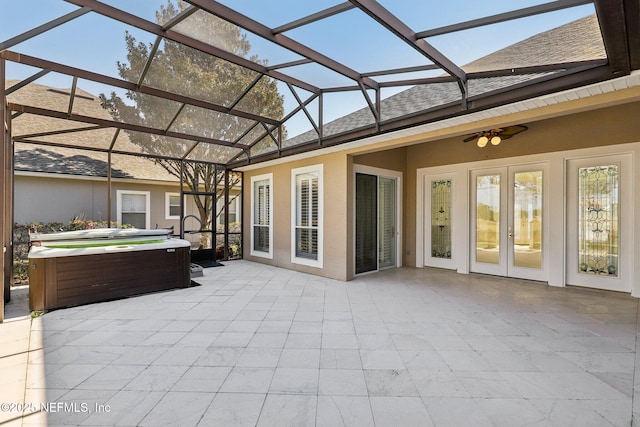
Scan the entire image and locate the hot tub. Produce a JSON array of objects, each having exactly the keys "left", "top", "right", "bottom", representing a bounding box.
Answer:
[{"left": 28, "top": 228, "right": 191, "bottom": 311}]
